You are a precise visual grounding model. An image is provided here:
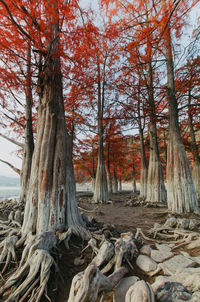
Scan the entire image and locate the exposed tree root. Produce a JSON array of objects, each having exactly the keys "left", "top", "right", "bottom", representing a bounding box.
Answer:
[
  {"left": 101, "top": 232, "right": 137, "bottom": 274},
  {"left": 68, "top": 263, "right": 127, "bottom": 302},
  {"left": 0, "top": 235, "right": 18, "bottom": 273},
  {"left": 0, "top": 248, "right": 57, "bottom": 302}
]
